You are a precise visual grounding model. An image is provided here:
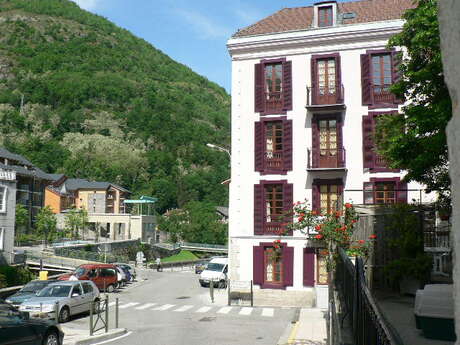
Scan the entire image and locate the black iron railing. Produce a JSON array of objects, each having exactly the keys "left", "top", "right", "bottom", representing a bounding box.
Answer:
[{"left": 306, "top": 84, "right": 344, "bottom": 106}]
